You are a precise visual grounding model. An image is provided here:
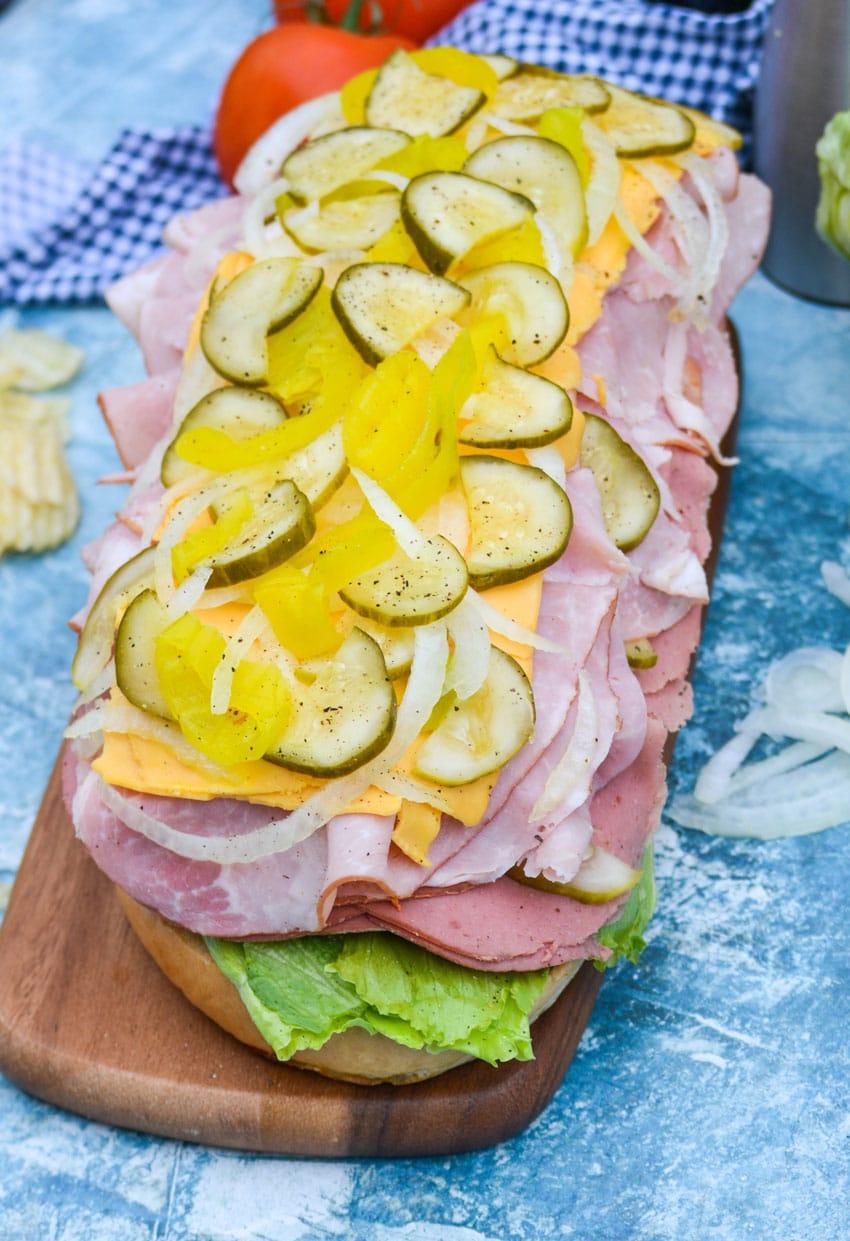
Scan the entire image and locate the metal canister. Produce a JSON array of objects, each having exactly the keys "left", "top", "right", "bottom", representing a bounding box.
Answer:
[{"left": 755, "top": 0, "right": 850, "bottom": 305}]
